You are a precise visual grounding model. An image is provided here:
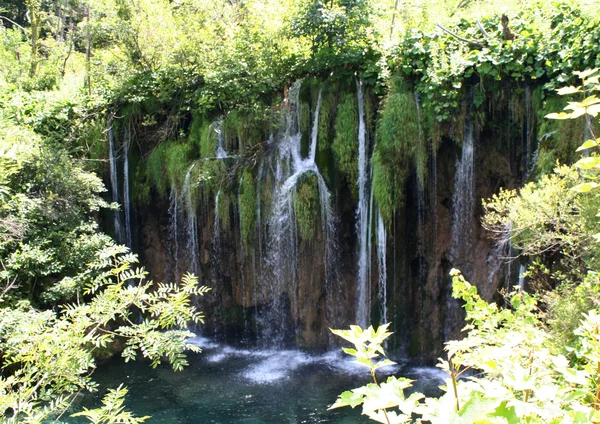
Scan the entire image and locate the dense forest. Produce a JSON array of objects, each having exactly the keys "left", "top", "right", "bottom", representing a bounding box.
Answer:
[{"left": 2, "top": 0, "right": 600, "bottom": 422}]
